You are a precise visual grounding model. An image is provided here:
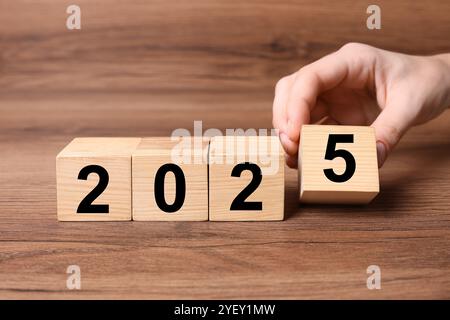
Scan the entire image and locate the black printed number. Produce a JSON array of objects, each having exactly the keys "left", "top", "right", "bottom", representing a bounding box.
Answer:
[
  {"left": 77, "top": 165, "right": 110, "bottom": 213},
  {"left": 154, "top": 164, "right": 186, "bottom": 213},
  {"left": 230, "top": 162, "right": 262, "bottom": 211},
  {"left": 323, "top": 134, "right": 356, "bottom": 183}
]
